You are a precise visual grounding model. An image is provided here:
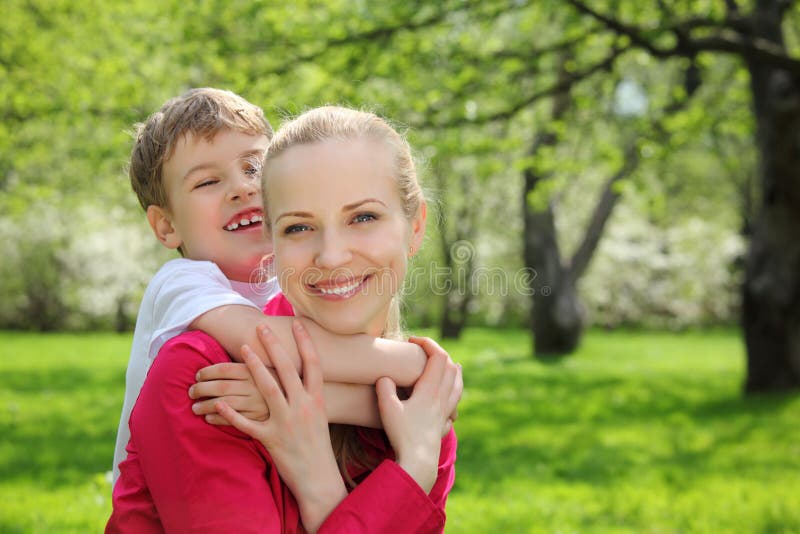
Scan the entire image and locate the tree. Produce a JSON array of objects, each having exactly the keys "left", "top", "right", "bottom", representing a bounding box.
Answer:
[
  {"left": 259, "top": 0, "right": 799, "bottom": 390},
  {"left": 562, "top": 0, "right": 800, "bottom": 391}
]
